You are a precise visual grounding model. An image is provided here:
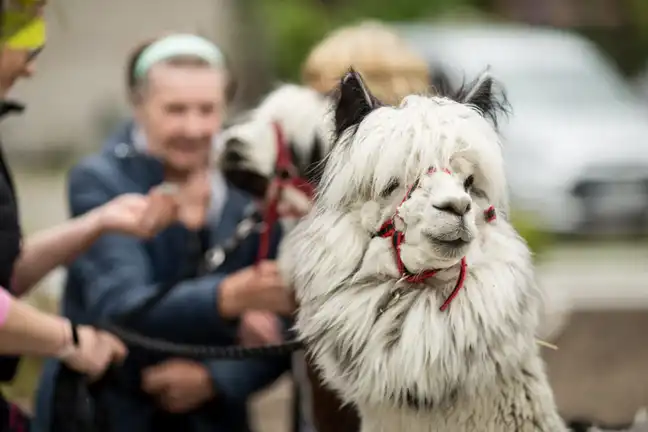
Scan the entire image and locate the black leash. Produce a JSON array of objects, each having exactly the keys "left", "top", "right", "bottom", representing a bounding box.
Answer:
[
  {"left": 50, "top": 211, "right": 303, "bottom": 432},
  {"left": 100, "top": 323, "right": 303, "bottom": 359}
]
